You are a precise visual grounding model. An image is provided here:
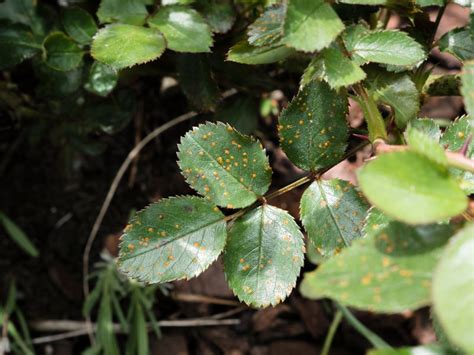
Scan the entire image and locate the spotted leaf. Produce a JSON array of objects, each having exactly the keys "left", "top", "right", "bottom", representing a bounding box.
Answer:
[
  {"left": 118, "top": 196, "right": 226, "bottom": 283},
  {"left": 224, "top": 205, "right": 305, "bottom": 307},
  {"left": 247, "top": 5, "right": 284, "bottom": 47},
  {"left": 300, "top": 179, "right": 369, "bottom": 258},
  {"left": 177, "top": 122, "right": 272, "bottom": 209},
  {"left": 279, "top": 80, "right": 348, "bottom": 171},
  {"left": 300, "top": 209, "right": 454, "bottom": 313}
]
